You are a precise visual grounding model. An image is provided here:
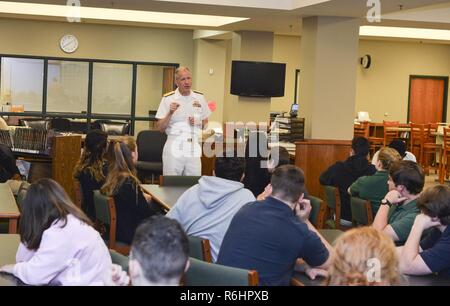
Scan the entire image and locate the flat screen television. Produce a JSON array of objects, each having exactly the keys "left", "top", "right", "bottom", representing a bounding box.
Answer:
[{"left": 230, "top": 60, "right": 286, "bottom": 97}]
